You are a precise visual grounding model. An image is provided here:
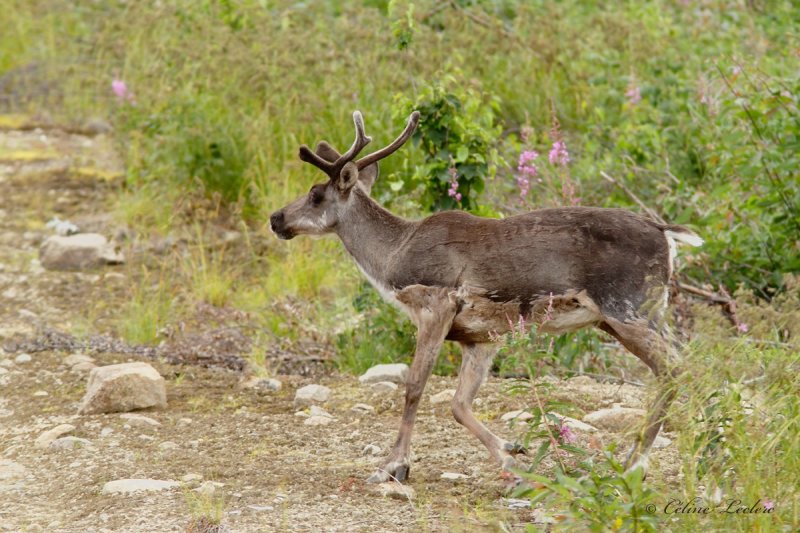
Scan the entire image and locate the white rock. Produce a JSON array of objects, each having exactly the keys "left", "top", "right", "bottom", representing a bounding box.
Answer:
[
  {"left": 583, "top": 407, "right": 646, "bottom": 432},
  {"left": 351, "top": 403, "right": 375, "bottom": 414},
  {"left": 177, "top": 418, "right": 193, "bottom": 426},
  {"left": 247, "top": 505, "right": 274, "bottom": 512},
  {"left": 33, "top": 390, "right": 48, "bottom": 397},
  {"left": 15, "top": 353, "right": 32, "bottom": 364},
  {"left": 308, "top": 405, "right": 332, "bottom": 418},
  {"left": 50, "top": 436, "right": 92, "bottom": 450},
  {"left": 78, "top": 362, "right": 167, "bottom": 415},
  {"left": 373, "top": 482, "right": 415, "bottom": 500},
  {"left": 362, "top": 444, "right": 381, "bottom": 456},
  {"left": 242, "top": 377, "right": 282, "bottom": 392},
  {"left": 194, "top": 481, "right": 224, "bottom": 497},
  {"left": 429, "top": 389, "right": 456, "bottom": 405},
  {"left": 549, "top": 413, "right": 598, "bottom": 433},
  {"left": 119, "top": 413, "right": 161, "bottom": 428},
  {"left": 0, "top": 459, "right": 27, "bottom": 480},
  {"left": 182, "top": 473, "right": 203, "bottom": 483},
  {"left": 35, "top": 424, "right": 76, "bottom": 448},
  {"left": 293, "top": 384, "right": 331, "bottom": 407},
  {"left": 359, "top": 363, "right": 409, "bottom": 385},
  {"left": 101, "top": 478, "right": 179, "bottom": 495},
  {"left": 159, "top": 441, "right": 179, "bottom": 451},
  {"left": 64, "top": 354, "right": 95, "bottom": 367},
  {"left": 501, "top": 410, "right": 535, "bottom": 423},
  {"left": 370, "top": 381, "right": 398, "bottom": 394},
  {"left": 304, "top": 415, "right": 334, "bottom": 426},
  {"left": 0, "top": 359, "right": 15, "bottom": 368},
  {"left": 441, "top": 472, "right": 468, "bottom": 481},
  {"left": 40, "top": 233, "right": 124, "bottom": 271},
  {"left": 653, "top": 435, "right": 672, "bottom": 449}
]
